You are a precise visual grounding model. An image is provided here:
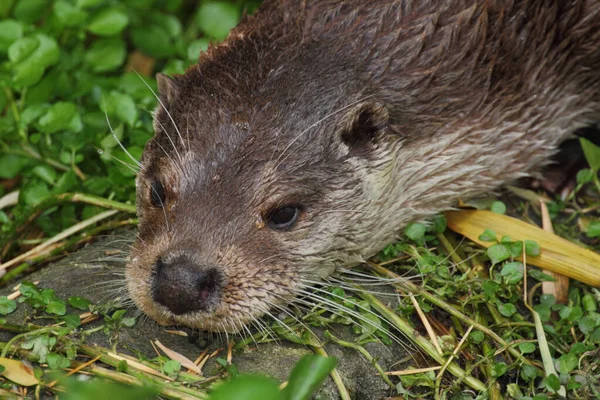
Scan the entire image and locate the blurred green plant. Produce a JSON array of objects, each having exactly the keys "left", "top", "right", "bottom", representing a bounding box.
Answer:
[{"left": 0, "top": 0, "right": 259, "bottom": 252}]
